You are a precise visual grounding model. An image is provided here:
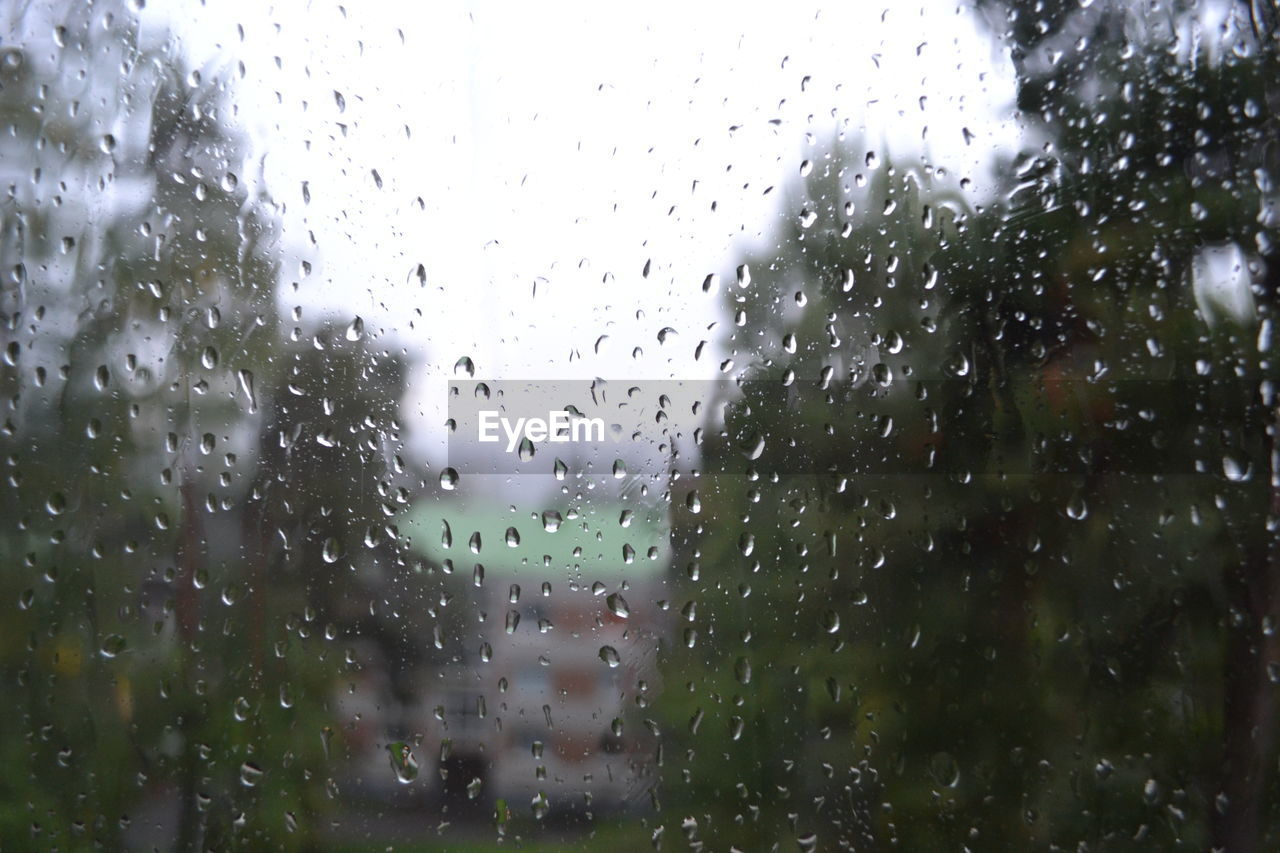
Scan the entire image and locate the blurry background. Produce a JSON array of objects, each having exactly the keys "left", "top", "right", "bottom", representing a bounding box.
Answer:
[{"left": 1, "top": 0, "right": 1278, "bottom": 849}]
